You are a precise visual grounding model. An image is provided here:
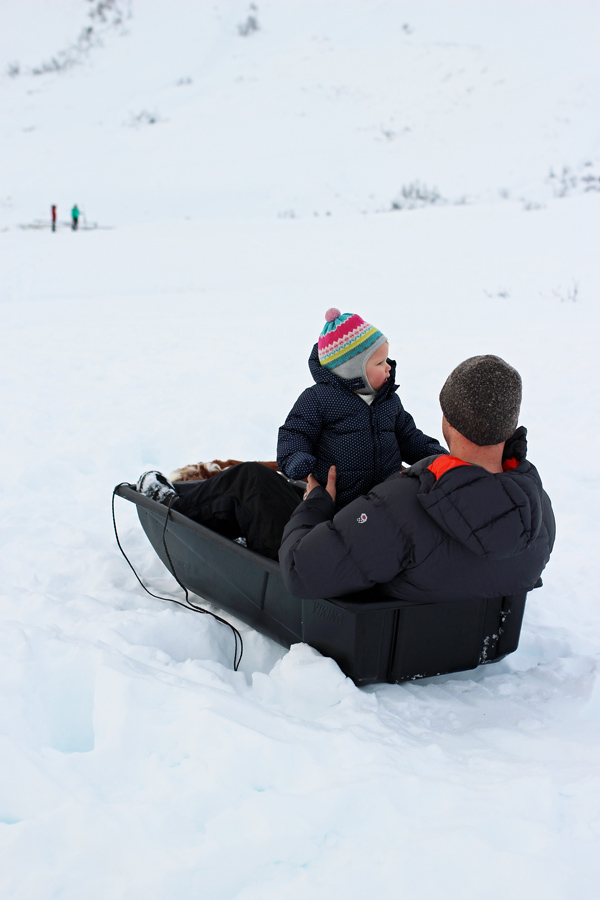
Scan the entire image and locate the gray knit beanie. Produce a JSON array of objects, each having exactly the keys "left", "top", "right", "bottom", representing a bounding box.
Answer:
[{"left": 439, "top": 355, "right": 522, "bottom": 446}]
